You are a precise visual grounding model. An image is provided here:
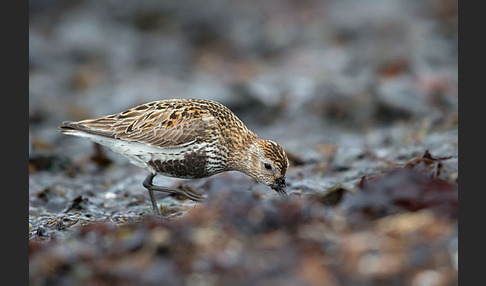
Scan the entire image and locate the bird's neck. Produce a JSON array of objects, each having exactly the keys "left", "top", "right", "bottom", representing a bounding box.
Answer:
[{"left": 227, "top": 137, "right": 260, "bottom": 178}]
